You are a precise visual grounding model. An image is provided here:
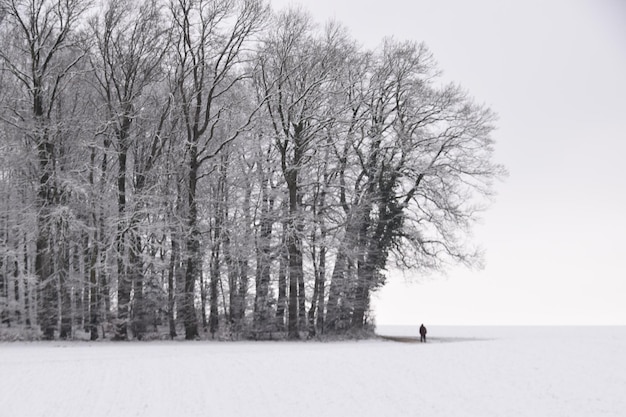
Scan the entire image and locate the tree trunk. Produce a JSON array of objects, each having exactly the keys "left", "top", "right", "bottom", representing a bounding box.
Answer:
[
  {"left": 87, "top": 146, "right": 99, "bottom": 341},
  {"left": 35, "top": 119, "right": 57, "bottom": 340},
  {"left": 351, "top": 275, "right": 369, "bottom": 330},
  {"left": 325, "top": 249, "right": 346, "bottom": 333},
  {"left": 89, "top": 233, "right": 99, "bottom": 341},
  {"left": 209, "top": 161, "right": 226, "bottom": 337},
  {"left": 237, "top": 181, "right": 252, "bottom": 326},
  {"left": 286, "top": 175, "right": 302, "bottom": 339},
  {"left": 275, "top": 215, "right": 288, "bottom": 331},
  {"left": 254, "top": 177, "right": 273, "bottom": 332},
  {"left": 36, "top": 209, "right": 55, "bottom": 339},
  {"left": 316, "top": 247, "right": 326, "bottom": 333},
  {"left": 237, "top": 259, "right": 248, "bottom": 326},
  {"left": 308, "top": 243, "right": 326, "bottom": 337},
  {"left": 130, "top": 233, "right": 146, "bottom": 340},
  {"left": 183, "top": 148, "right": 200, "bottom": 340},
  {"left": 327, "top": 213, "right": 365, "bottom": 334},
  {"left": 226, "top": 241, "right": 237, "bottom": 325},
  {"left": 114, "top": 130, "right": 131, "bottom": 340},
  {"left": 58, "top": 237, "right": 72, "bottom": 340},
  {"left": 167, "top": 237, "right": 179, "bottom": 339},
  {"left": 209, "top": 252, "right": 220, "bottom": 337},
  {"left": 351, "top": 212, "right": 372, "bottom": 330},
  {"left": 307, "top": 245, "right": 319, "bottom": 338}
]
